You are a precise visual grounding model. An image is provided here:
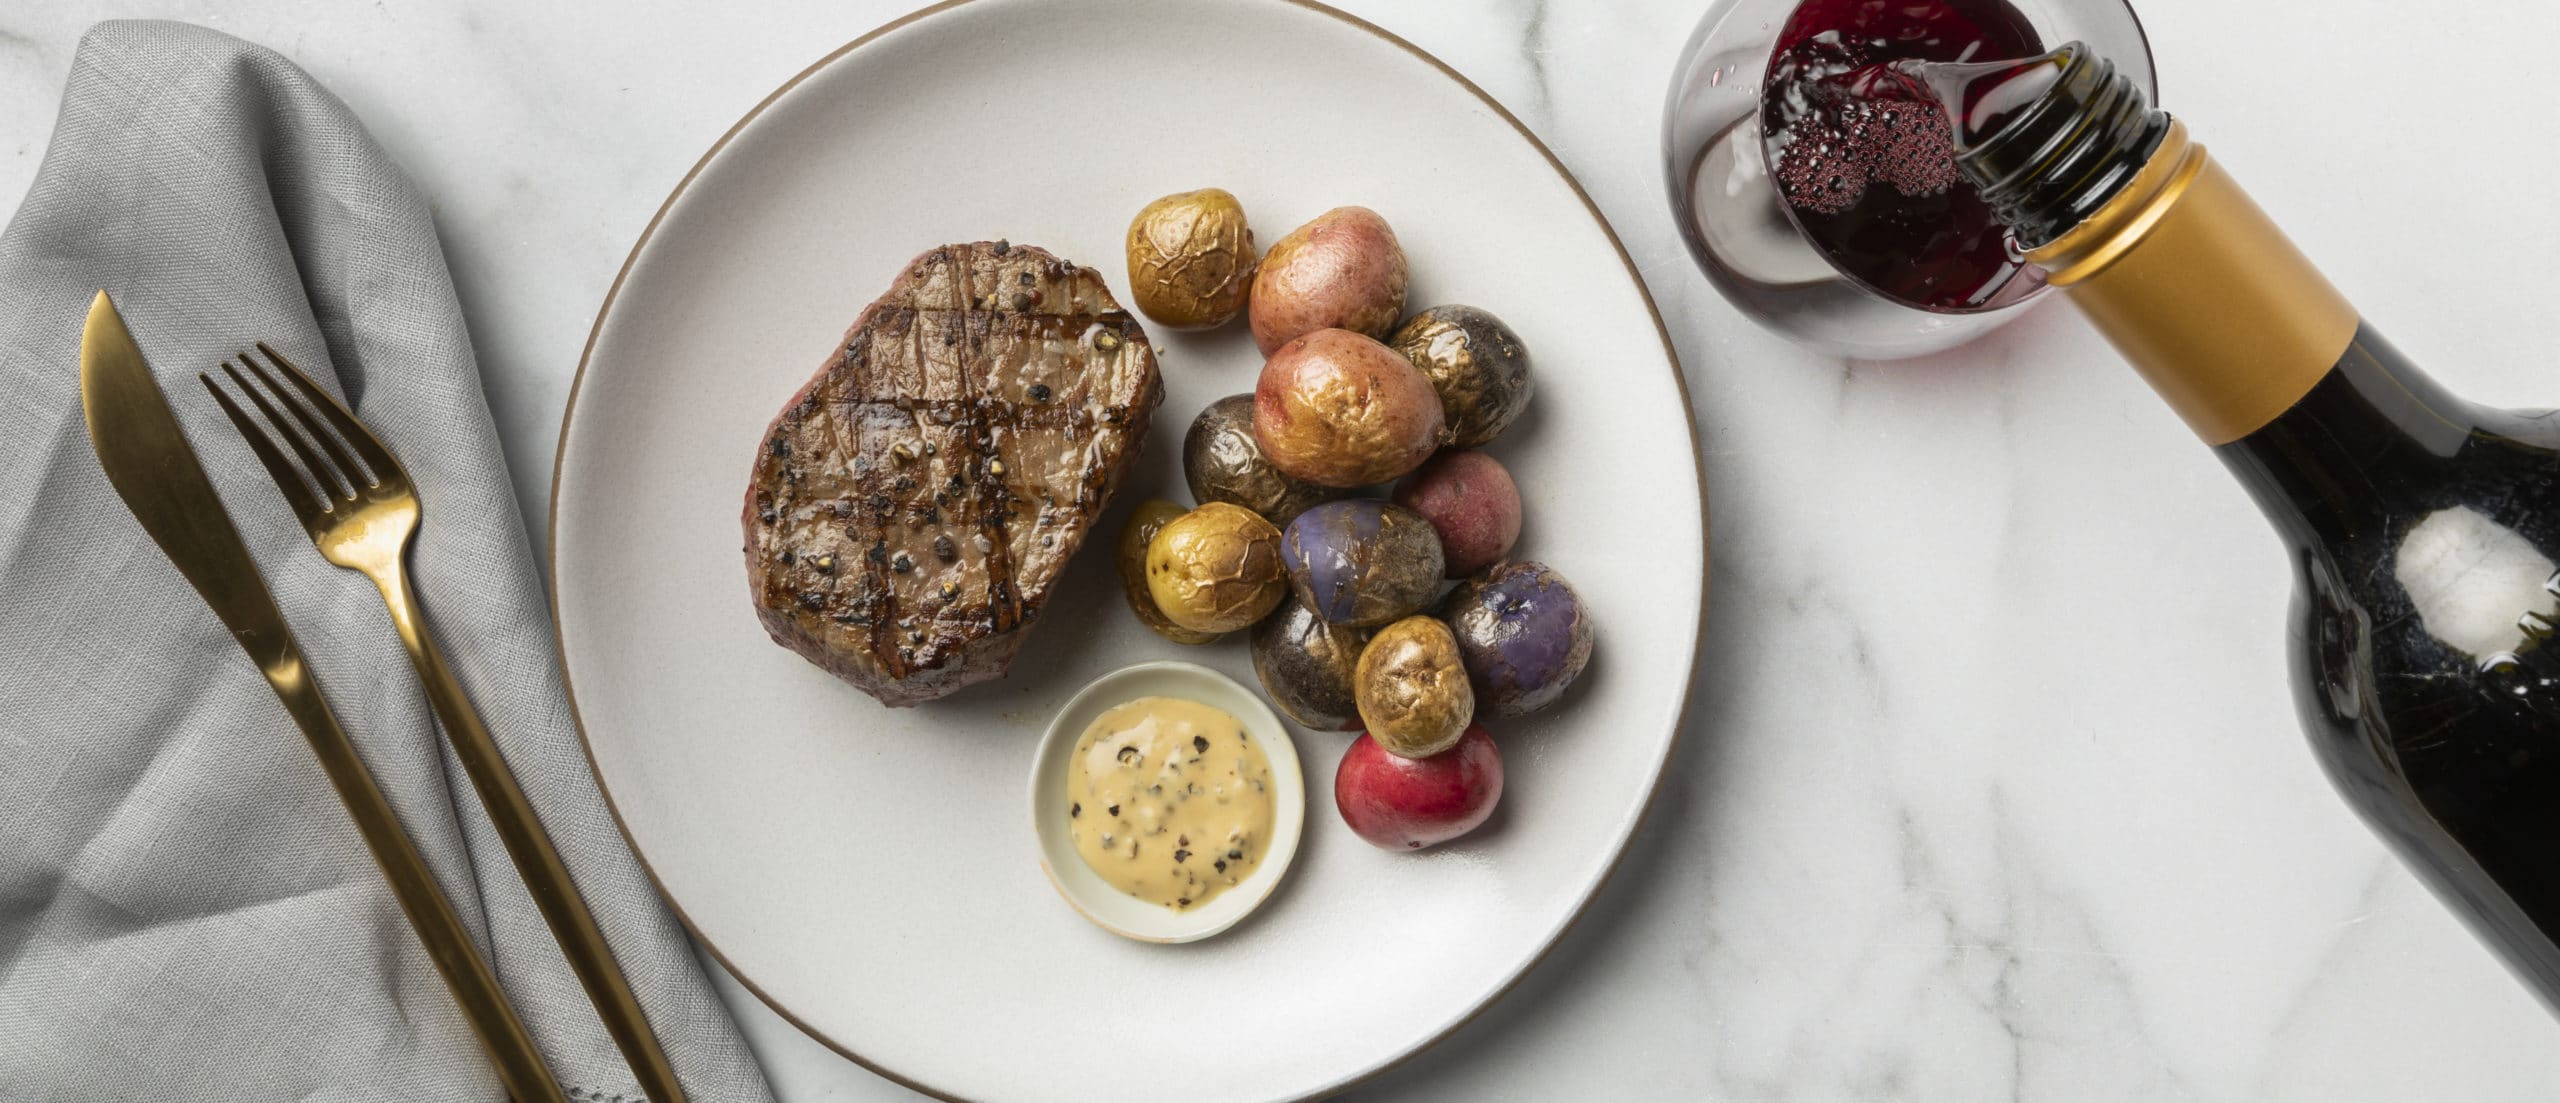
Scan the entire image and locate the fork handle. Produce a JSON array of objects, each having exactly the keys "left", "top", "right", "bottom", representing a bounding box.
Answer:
[
  {"left": 259, "top": 649, "right": 566, "bottom": 1103},
  {"left": 369, "top": 567, "right": 692, "bottom": 1103}
]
